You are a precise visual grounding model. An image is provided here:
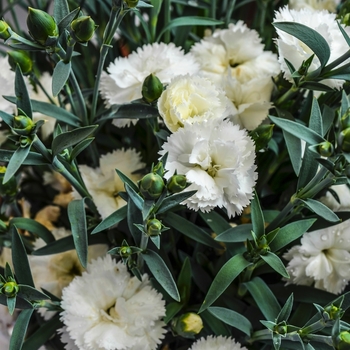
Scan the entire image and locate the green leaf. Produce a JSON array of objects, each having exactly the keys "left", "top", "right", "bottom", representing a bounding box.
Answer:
[
  {"left": 301, "top": 198, "right": 339, "bottom": 222},
  {"left": 283, "top": 130, "right": 302, "bottom": 176},
  {"left": 244, "top": 277, "right": 281, "bottom": 321},
  {"left": 54, "top": 0, "right": 69, "bottom": 23},
  {"left": 10, "top": 309, "right": 34, "bottom": 350},
  {"left": 17, "top": 285, "right": 49, "bottom": 302},
  {"left": 276, "top": 294, "right": 294, "bottom": 323},
  {"left": 7, "top": 297, "right": 16, "bottom": 315},
  {"left": 137, "top": 0, "right": 154, "bottom": 7},
  {"left": 3, "top": 145, "right": 31, "bottom": 184},
  {"left": 91, "top": 206, "right": 127, "bottom": 234},
  {"left": 52, "top": 125, "right": 97, "bottom": 156},
  {"left": 15, "top": 65, "right": 32, "bottom": 119},
  {"left": 0, "top": 110, "right": 14, "bottom": 127},
  {"left": 208, "top": 306, "right": 253, "bottom": 336},
  {"left": 11, "top": 225, "right": 34, "bottom": 287},
  {"left": 214, "top": 224, "right": 252, "bottom": 242},
  {"left": 301, "top": 82, "right": 334, "bottom": 92},
  {"left": 273, "top": 22, "right": 330, "bottom": 69},
  {"left": 57, "top": 7, "right": 80, "bottom": 33},
  {"left": 163, "top": 212, "right": 222, "bottom": 249},
  {"left": 269, "top": 219, "right": 316, "bottom": 252},
  {"left": 70, "top": 138, "right": 95, "bottom": 160},
  {"left": 201, "top": 309, "right": 231, "bottom": 336},
  {"left": 164, "top": 302, "right": 183, "bottom": 324},
  {"left": 177, "top": 257, "right": 191, "bottom": 303},
  {"left": 52, "top": 60, "right": 71, "bottom": 97},
  {"left": 127, "top": 197, "right": 143, "bottom": 246},
  {"left": 251, "top": 191, "right": 265, "bottom": 238},
  {"left": 199, "top": 211, "right": 232, "bottom": 234},
  {"left": 156, "top": 190, "right": 197, "bottom": 214},
  {"left": 110, "top": 103, "right": 159, "bottom": 121},
  {"left": 199, "top": 253, "right": 251, "bottom": 313},
  {"left": 337, "top": 20, "right": 350, "bottom": 47},
  {"left": 125, "top": 183, "right": 144, "bottom": 211},
  {"left": 260, "top": 251, "right": 289, "bottom": 278},
  {"left": 157, "top": 16, "right": 224, "bottom": 42},
  {"left": 269, "top": 116, "right": 325, "bottom": 145},
  {"left": 10, "top": 218, "right": 55, "bottom": 244},
  {"left": 116, "top": 169, "right": 140, "bottom": 193},
  {"left": 68, "top": 199, "right": 88, "bottom": 268},
  {"left": 142, "top": 249, "right": 180, "bottom": 301},
  {"left": 32, "top": 235, "right": 74, "bottom": 255},
  {"left": 0, "top": 149, "right": 47, "bottom": 166}
]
